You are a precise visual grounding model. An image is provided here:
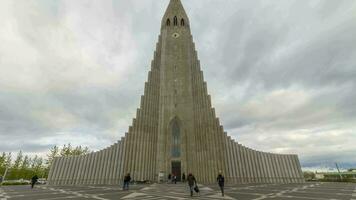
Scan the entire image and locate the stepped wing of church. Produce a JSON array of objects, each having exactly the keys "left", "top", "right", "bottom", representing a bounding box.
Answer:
[{"left": 47, "top": 0, "right": 305, "bottom": 185}]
